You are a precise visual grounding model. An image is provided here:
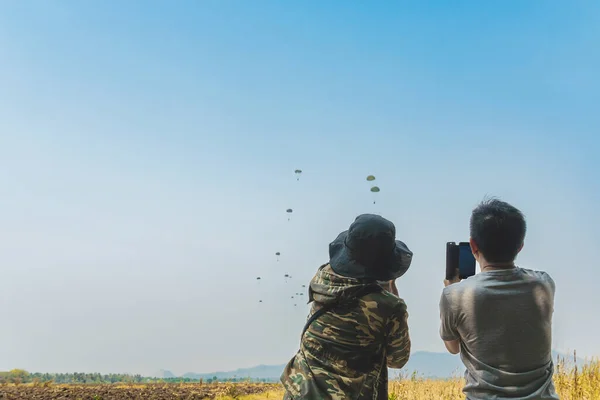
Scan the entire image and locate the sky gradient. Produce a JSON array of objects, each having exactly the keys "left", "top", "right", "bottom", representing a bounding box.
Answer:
[{"left": 1, "top": 1, "right": 599, "bottom": 376}]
